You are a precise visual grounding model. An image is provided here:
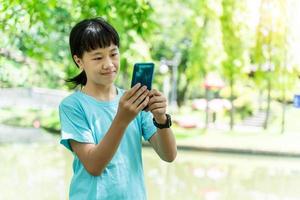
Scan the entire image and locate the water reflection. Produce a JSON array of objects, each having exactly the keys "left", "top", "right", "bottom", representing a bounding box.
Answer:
[
  {"left": 1, "top": 143, "right": 300, "bottom": 200},
  {"left": 144, "top": 148, "right": 300, "bottom": 200}
]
